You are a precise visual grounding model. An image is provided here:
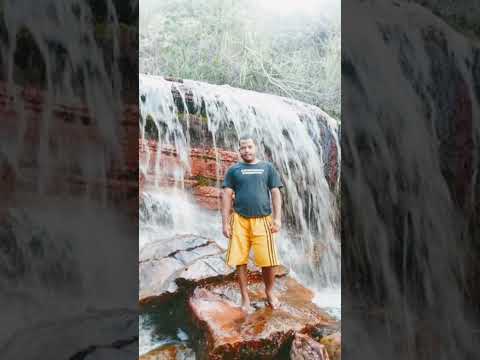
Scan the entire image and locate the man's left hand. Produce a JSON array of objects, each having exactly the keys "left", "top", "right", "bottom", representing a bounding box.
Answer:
[{"left": 270, "top": 219, "right": 281, "bottom": 233}]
